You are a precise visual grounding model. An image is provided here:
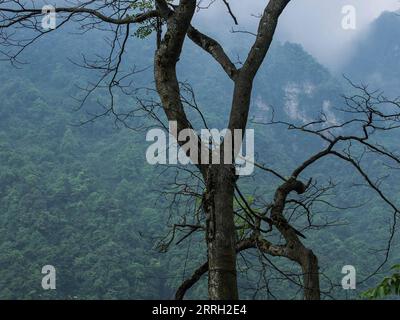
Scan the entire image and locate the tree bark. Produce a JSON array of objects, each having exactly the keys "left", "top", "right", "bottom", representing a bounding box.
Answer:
[
  {"left": 153, "top": 0, "right": 240, "bottom": 300},
  {"left": 204, "top": 164, "right": 238, "bottom": 300},
  {"left": 270, "top": 177, "right": 321, "bottom": 300},
  {"left": 300, "top": 248, "right": 320, "bottom": 300},
  {"left": 153, "top": 0, "right": 295, "bottom": 300}
]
